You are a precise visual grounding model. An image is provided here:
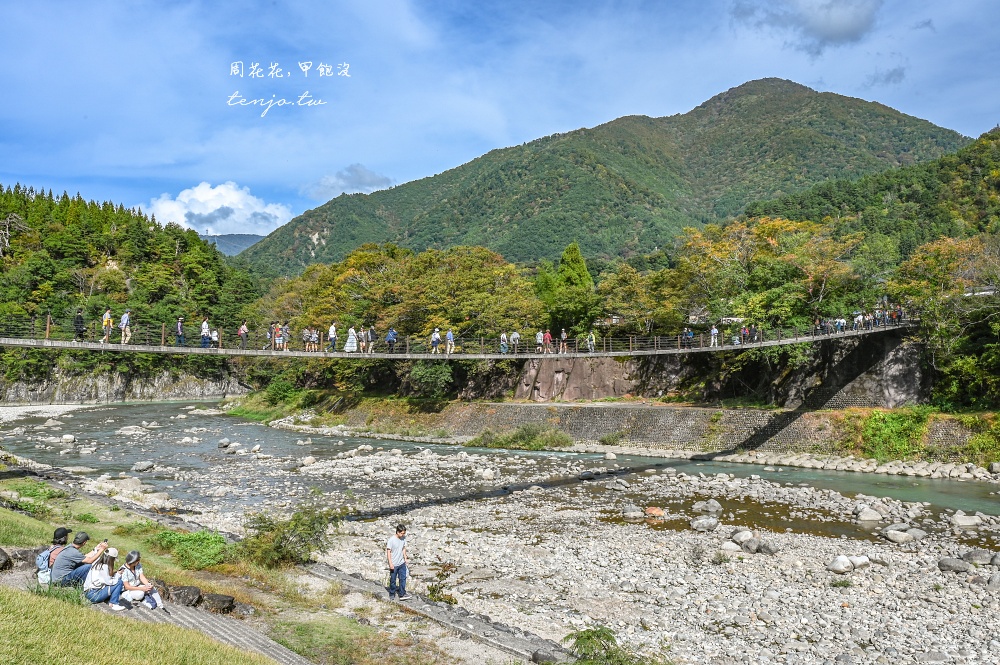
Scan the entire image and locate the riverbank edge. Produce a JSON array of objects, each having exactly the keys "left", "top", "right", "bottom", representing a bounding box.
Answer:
[
  {"left": 0, "top": 448, "right": 571, "bottom": 663},
  {"left": 253, "top": 399, "right": 1000, "bottom": 486}
]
